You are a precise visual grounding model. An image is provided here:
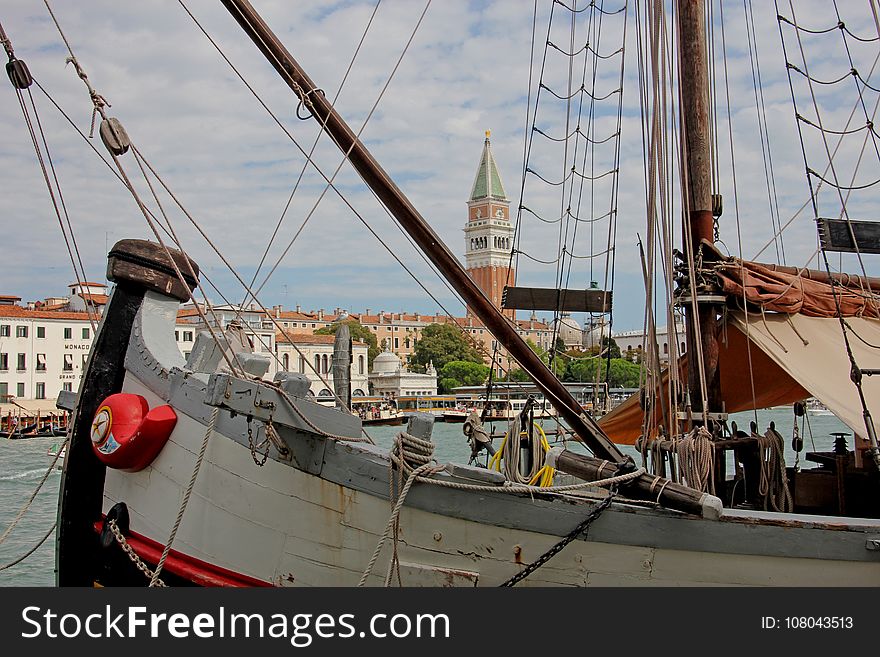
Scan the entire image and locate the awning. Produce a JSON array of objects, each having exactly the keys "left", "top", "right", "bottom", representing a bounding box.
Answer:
[
  {"left": 726, "top": 311, "right": 880, "bottom": 439},
  {"left": 597, "top": 312, "right": 879, "bottom": 444},
  {"left": 0, "top": 399, "right": 66, "bottom": 416}
]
